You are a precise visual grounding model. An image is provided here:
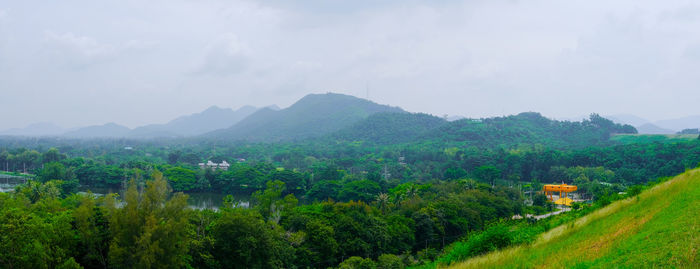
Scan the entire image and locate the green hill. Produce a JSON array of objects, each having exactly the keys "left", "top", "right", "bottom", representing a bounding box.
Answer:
[
  {"left": 427, "top": 112, "right": 637, "bottom": 148},
  {"left": 332, "top": 112, "right": 447, "bottom": 144},
  {"left": 205, "top": 93, "right": 404, "bottom": 142},
  {"left": 448, "top": 169, "right": 700, "bottom": 268}
]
